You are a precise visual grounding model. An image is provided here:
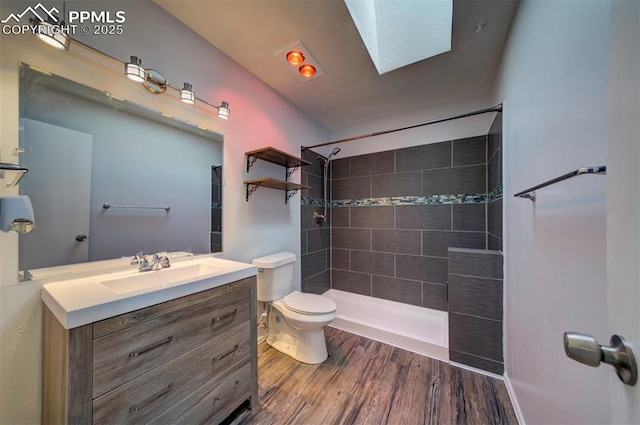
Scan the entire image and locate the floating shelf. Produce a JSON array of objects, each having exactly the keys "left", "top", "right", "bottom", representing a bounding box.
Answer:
[
  {"left": 244, "top": 177, "right": 311, "bottom": 203},
  {"left": 244, "top": 147, "right": 312, "bottom": 204},
  {"left": 245, "top": 146, "right": 311, "bottom": 177}
]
